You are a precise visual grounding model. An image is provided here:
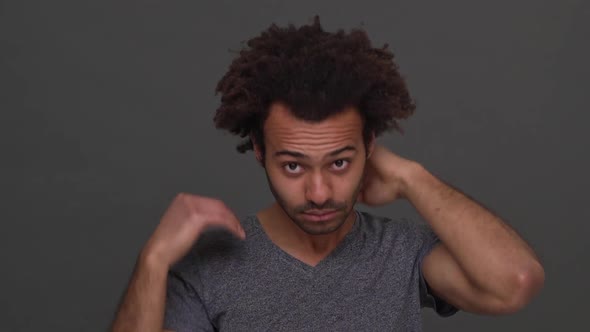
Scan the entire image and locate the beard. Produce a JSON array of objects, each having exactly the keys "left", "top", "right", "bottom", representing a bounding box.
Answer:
[{"left": 264, "top": 170, "right": 363, "bottom": 235}]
